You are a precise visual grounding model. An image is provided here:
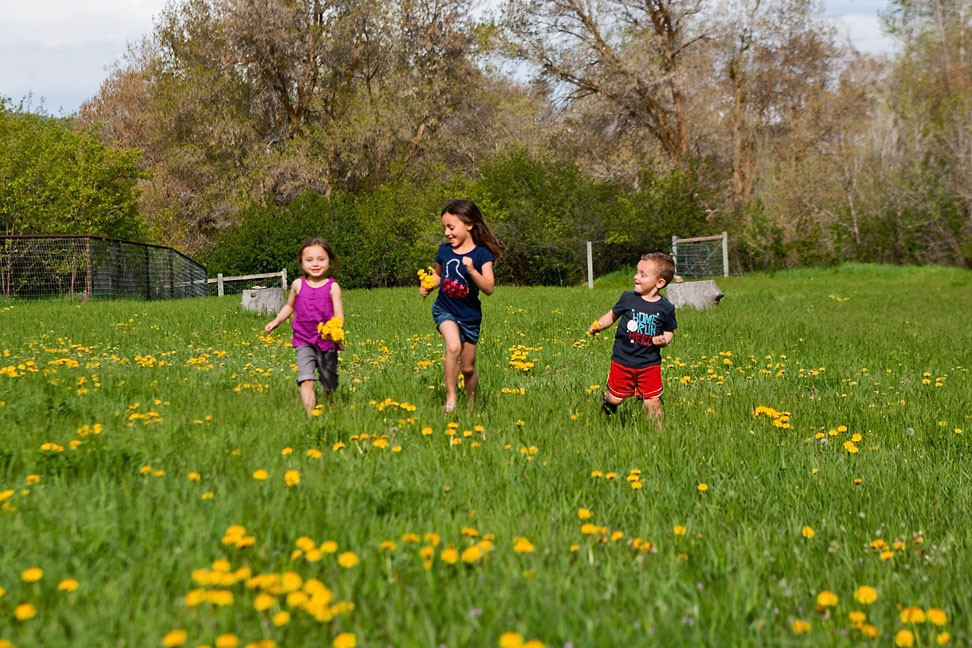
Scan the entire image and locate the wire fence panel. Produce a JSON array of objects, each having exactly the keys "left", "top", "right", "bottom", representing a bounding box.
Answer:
[{"left": 0, "top": 235, "right": 207, "bottom": 301}]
